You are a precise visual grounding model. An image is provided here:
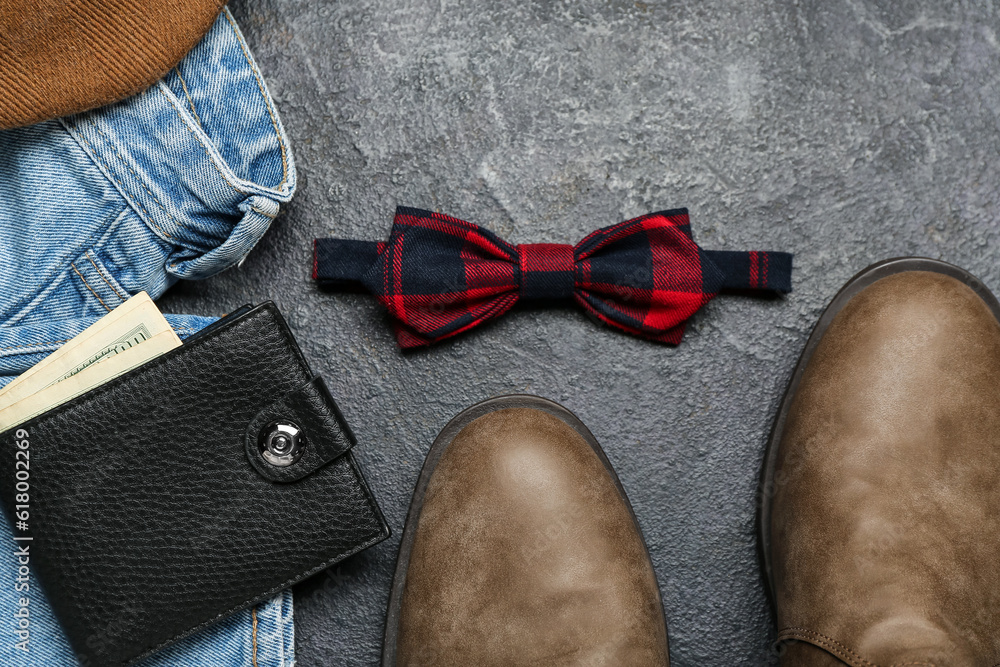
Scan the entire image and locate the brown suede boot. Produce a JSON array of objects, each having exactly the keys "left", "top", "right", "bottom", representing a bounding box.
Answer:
[
  {"left": 383, "top": 395, "right": 669, "bottom": 666},
  {"left": 761, "top": 259, "right": 1000, "bottom": 666}
]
